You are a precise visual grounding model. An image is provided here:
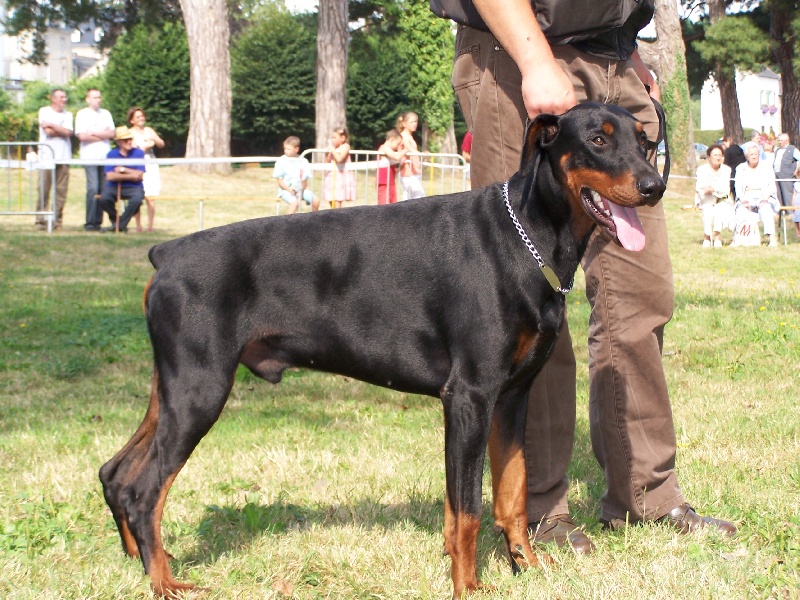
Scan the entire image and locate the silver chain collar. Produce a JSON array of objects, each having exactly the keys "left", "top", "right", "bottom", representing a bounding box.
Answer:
[{"left": 502, "top": 181, "right": 573, "bottom": 295}]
